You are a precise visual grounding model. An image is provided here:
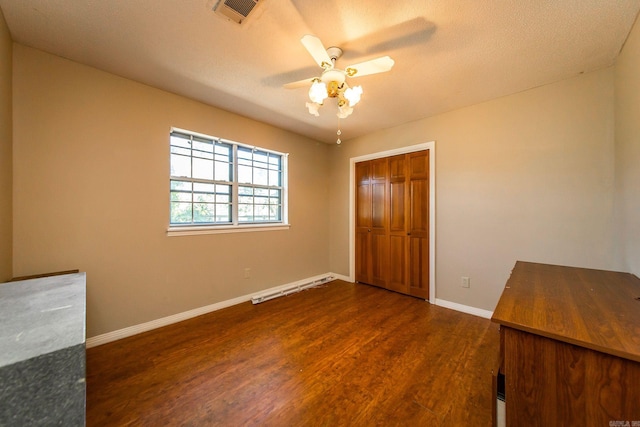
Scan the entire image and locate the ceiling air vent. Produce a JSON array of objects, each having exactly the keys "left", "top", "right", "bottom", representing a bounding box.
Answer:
[{"left": 213, "top": 0, "right": 260, "bottom": 25}]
